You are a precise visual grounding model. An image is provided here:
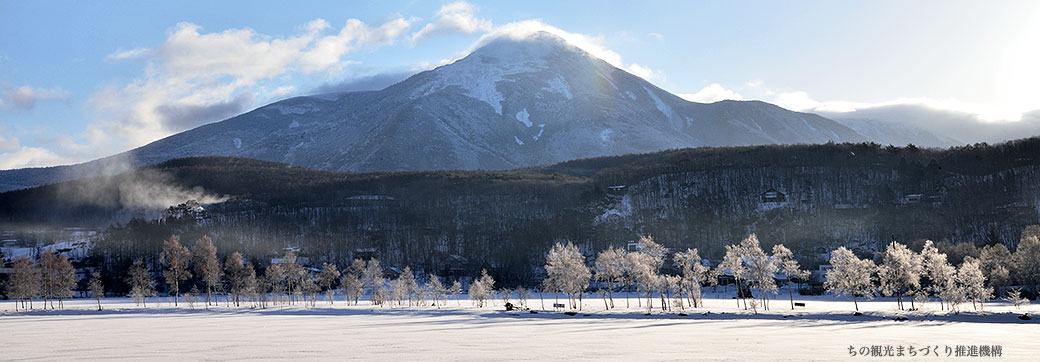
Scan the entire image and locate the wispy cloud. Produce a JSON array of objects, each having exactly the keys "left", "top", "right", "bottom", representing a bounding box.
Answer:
[
  {"left": 0, "top": 84, "right": 70, "bottom": 111},
  {"left": 679, "top": 83, "right": 743, "bottom": 103},
  {"left": 411, "top": 1, "right": 493, "bottom": 43}
]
